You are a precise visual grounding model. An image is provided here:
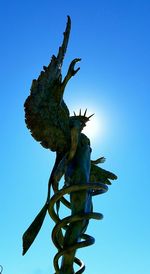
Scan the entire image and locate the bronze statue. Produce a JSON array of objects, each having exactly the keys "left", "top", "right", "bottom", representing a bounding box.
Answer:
[{"left": 22, "top": 16, "right": 117, "bottom": 274}]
